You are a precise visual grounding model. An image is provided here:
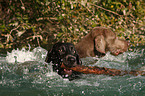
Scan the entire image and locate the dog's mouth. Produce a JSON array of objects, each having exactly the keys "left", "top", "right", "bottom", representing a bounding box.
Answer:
[
  {"left": 61, "top": 55, "right": 77, "bottom": 76},
  {"left": 61, "top": 63, "right": 74, "bottom": 75},
  {"left": 61, "top": 56, "right": 77, "bottom": 75},
  {"left": 111, "top": 50, "right": 124, "bottom": 56},
  {"left": 63, "top": 69, "right": 73, "bottom": 75}
]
